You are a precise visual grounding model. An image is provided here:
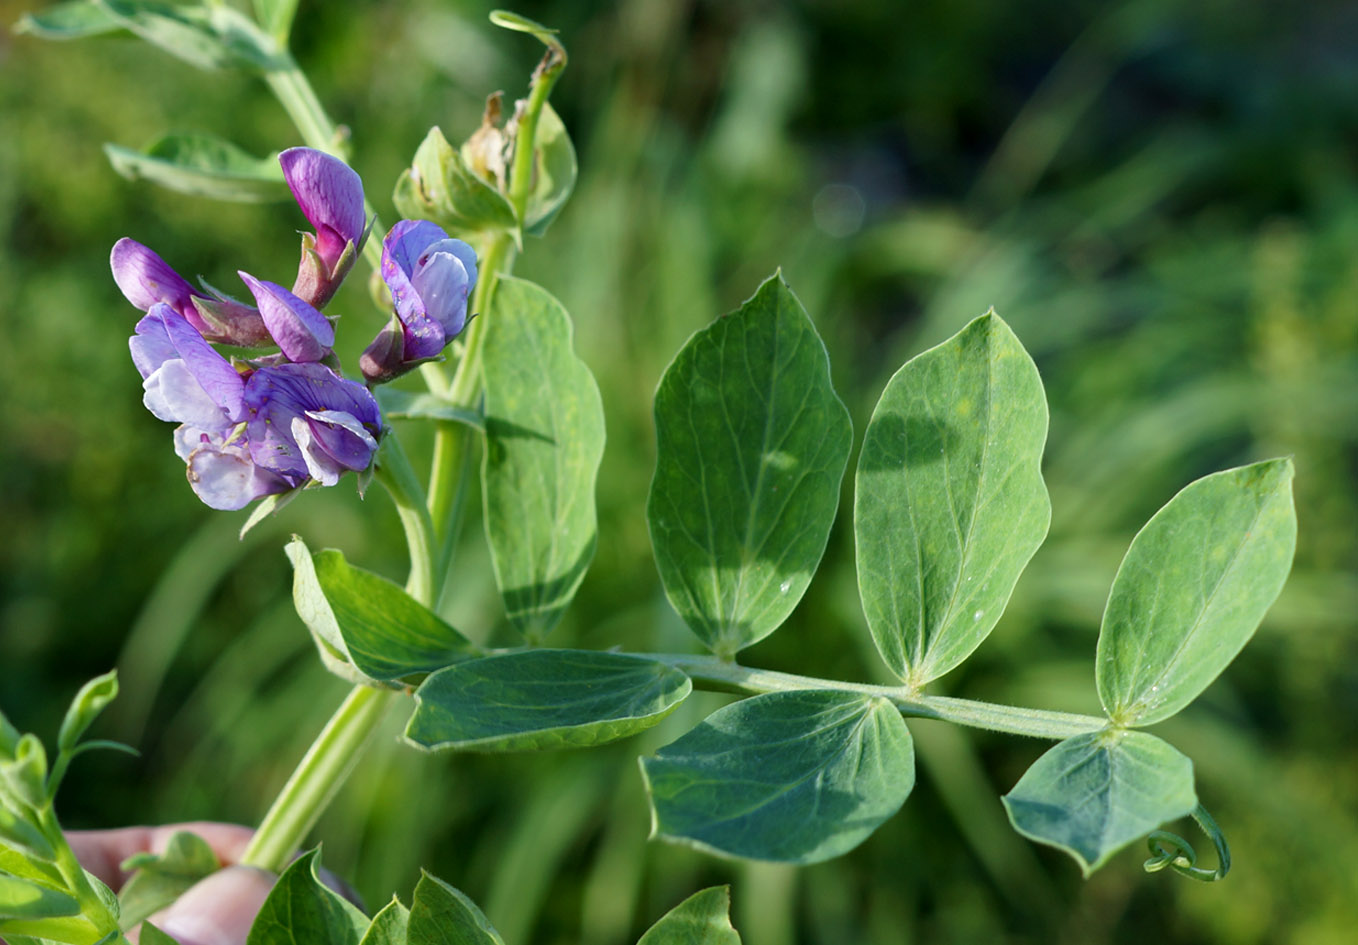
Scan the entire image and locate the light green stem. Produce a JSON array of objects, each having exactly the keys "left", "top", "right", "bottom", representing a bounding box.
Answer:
[
  {"left": 373, "top": 433, "right": 437, "bottom": 601},
  {"left": 238, "top": 684, "right": 396, "bottom": 872},
  {"left": 263, "top": 60, "right": 386, "bottom": 274},
  {"left": 653, "top": 655, "right": 1109, "bottom": 740}
]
